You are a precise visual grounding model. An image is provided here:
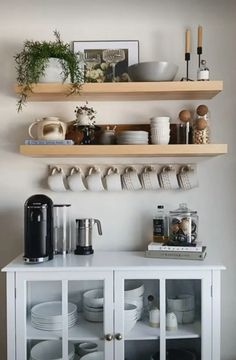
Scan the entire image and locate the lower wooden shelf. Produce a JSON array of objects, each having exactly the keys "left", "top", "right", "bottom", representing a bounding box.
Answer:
[{"left": 19, "top": 144, "right": 228, "bottom": 157}]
